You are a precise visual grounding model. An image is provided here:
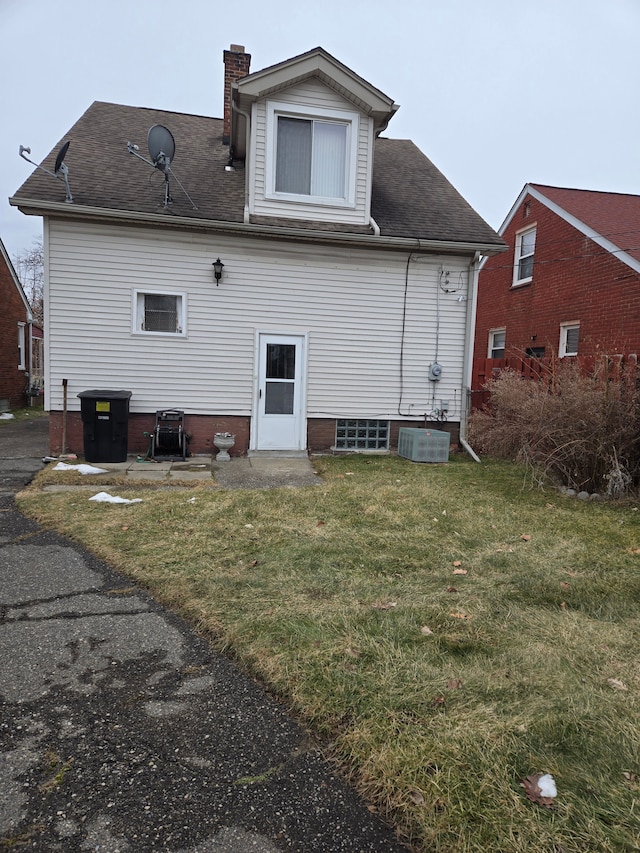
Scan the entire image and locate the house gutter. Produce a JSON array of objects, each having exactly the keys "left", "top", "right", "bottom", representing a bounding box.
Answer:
[
  {"left": 9, "top": 197, "right": 507, "bottom": 257},
  {"left": 460, "top": 251, "right": 482, "bottom": 462}
]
